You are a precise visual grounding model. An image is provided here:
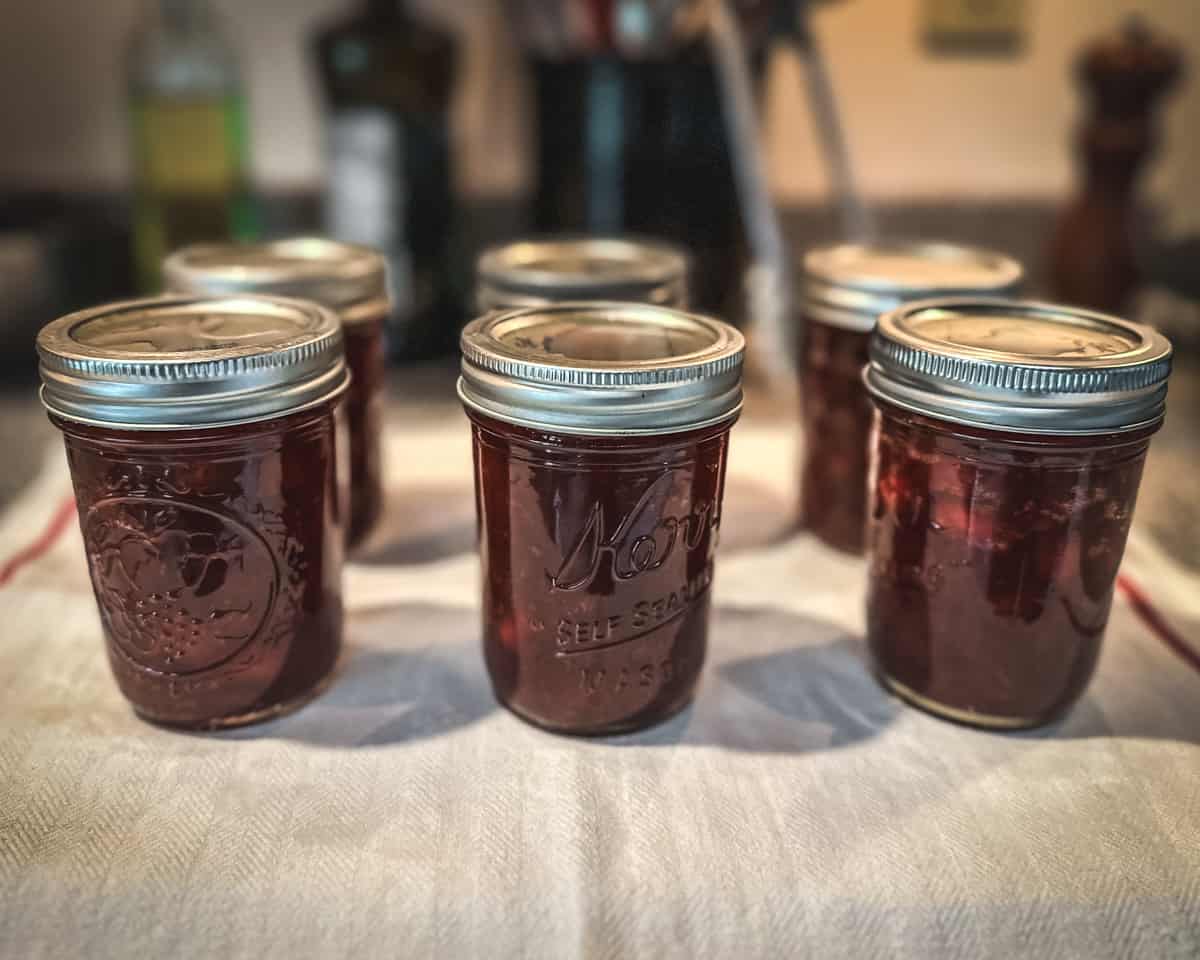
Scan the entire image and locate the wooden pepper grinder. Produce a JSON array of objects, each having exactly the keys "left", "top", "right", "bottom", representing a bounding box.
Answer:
[{"left": 1048, "top": 16, "right": 1181, "bottom": 314}]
